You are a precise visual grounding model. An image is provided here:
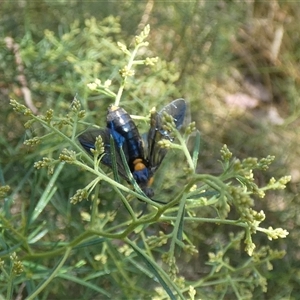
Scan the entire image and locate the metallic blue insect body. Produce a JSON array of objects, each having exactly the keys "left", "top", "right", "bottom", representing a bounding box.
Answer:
[
  {"left": 106, "top": 105, "right": 151, "bottom": 196},
  {"left": 78, "top": 99, "right": 186, "bottom": 198}
]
